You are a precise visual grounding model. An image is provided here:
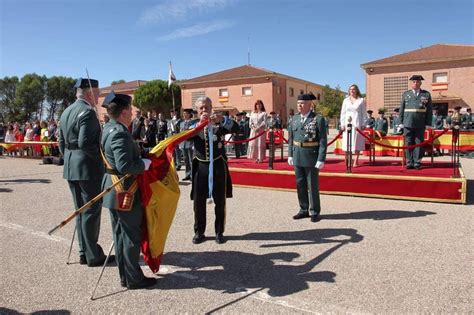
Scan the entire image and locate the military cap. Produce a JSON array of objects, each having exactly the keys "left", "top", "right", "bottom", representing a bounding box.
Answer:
[
  {"left": 236, "top": 112, "right": 245, "bottom": 116},
  {"left": 297, "top": 93, "right": 316, "bottom": 101},
  {"left": 393, "top": 108, "right": 400, "bottom": 113},
  {"left": 378, "top": 110, "right": 384, "bottom": 115},
  {"left": 102, "top": 91, "right": 131, "bottom": 108},
  {"left": 409, "top": 75, "right": 424, "bottom": 81},
  {"left": 467, "top": 108, "right": 471, "bottom": 112},
  {"left": 454, "top": 106, "right": 462, "bottom": 111},
  {"left": 74, "top": 77, "right": 99, "bottom": 88},
  {"left": 183, "top": 108, "right": 193, "bottom": 114},
  {"left": 367, "top": 110, "right": 373, "bottom": 114}
]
